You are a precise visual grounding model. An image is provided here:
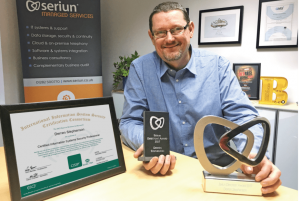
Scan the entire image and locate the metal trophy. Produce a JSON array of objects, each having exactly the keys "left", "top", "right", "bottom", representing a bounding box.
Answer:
[{"left": 194, "top": 116, "right": 270, "bottom": 196}]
